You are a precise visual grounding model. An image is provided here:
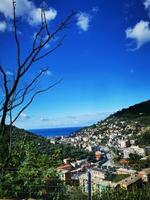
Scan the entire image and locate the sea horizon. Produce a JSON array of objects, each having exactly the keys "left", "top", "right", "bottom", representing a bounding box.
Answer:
[{"left": 28, "top": 126, "right": 84, "bottom": 138}]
